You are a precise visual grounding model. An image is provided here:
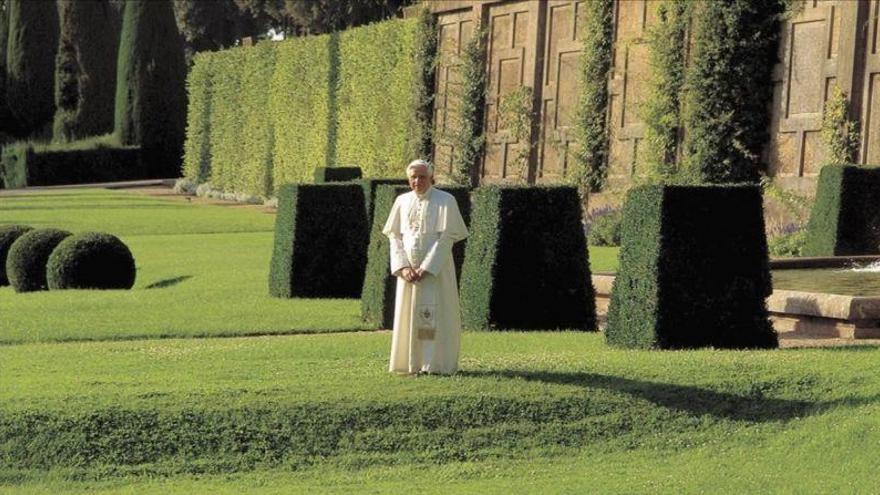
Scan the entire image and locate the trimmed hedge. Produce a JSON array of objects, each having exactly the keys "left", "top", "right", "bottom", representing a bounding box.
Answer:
[
  {"left": 361, "top": 185, "right": 471, "bottom": 329},
  {"left": 269, "top": 34, "right": 332, "bottom": 188},
  {"left": 46, "top": 232, "right": 136, "bottom": 290},
  {"left": 269, "top": 183, "right": 369, "bottom": 298},
  {"left": 360, "top": 178, "right": 409, "bottom": 227},
  {"left": 605, "top": 184, "right": 777, "bottom": 349},
  {"left": 0, "top": 224, "right": 33, "bottom": 286},
  {"left": 6, "top": 228, "right": 72, "bottom": 293},
  {"left": 183, "top": 17, "right": 428, "bottom": 196},
  {"left": 1, "top": 144, "right": 145, "bottom": 188},
  {"left": 803, "top": 165, "right": 880, "bottom": 256},
  {"left": 315, "top": 167, "right": 362, "bottom": 183},
  {"left": 460, "top": 186, "right": 595, "bottom": 331}
]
